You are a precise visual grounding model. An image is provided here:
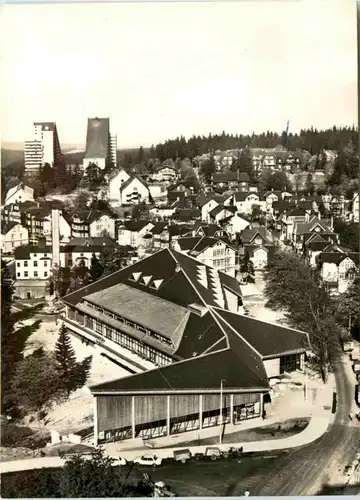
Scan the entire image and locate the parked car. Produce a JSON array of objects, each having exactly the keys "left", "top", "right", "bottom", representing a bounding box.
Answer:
[
  {"left": 133, "top": 454, "right": 163, "bottom": 467},
  {"left": 110, "top": 456, "right": 127, "bottom": 466},
  {"left": 173, "top": 449, "right": 192, "bottom": 464}
]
